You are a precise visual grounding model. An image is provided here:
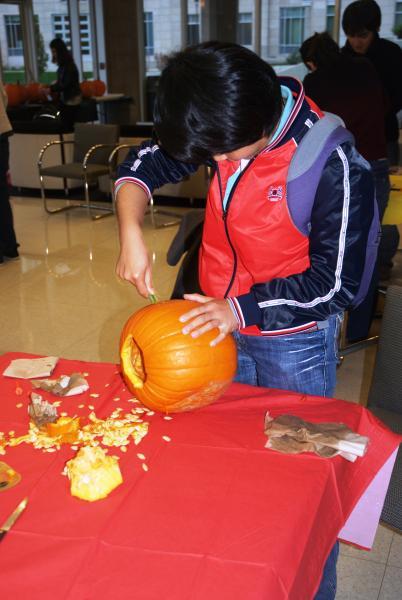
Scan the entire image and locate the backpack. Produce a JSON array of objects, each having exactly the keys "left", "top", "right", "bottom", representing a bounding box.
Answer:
[{"left": 287, "top": 112, "right": 380, "bottom": 308}]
